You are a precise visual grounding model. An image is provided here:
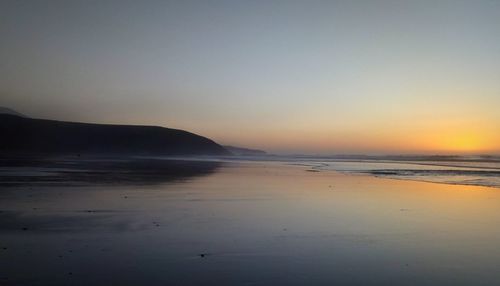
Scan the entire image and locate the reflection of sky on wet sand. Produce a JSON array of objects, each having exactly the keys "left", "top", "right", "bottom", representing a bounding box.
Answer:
[
  {"left": 0, "top": 158, "right": 222, "bottom": 187},
  {"left": 1, "top": 160, "right": 500, "bottom": 285}
]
